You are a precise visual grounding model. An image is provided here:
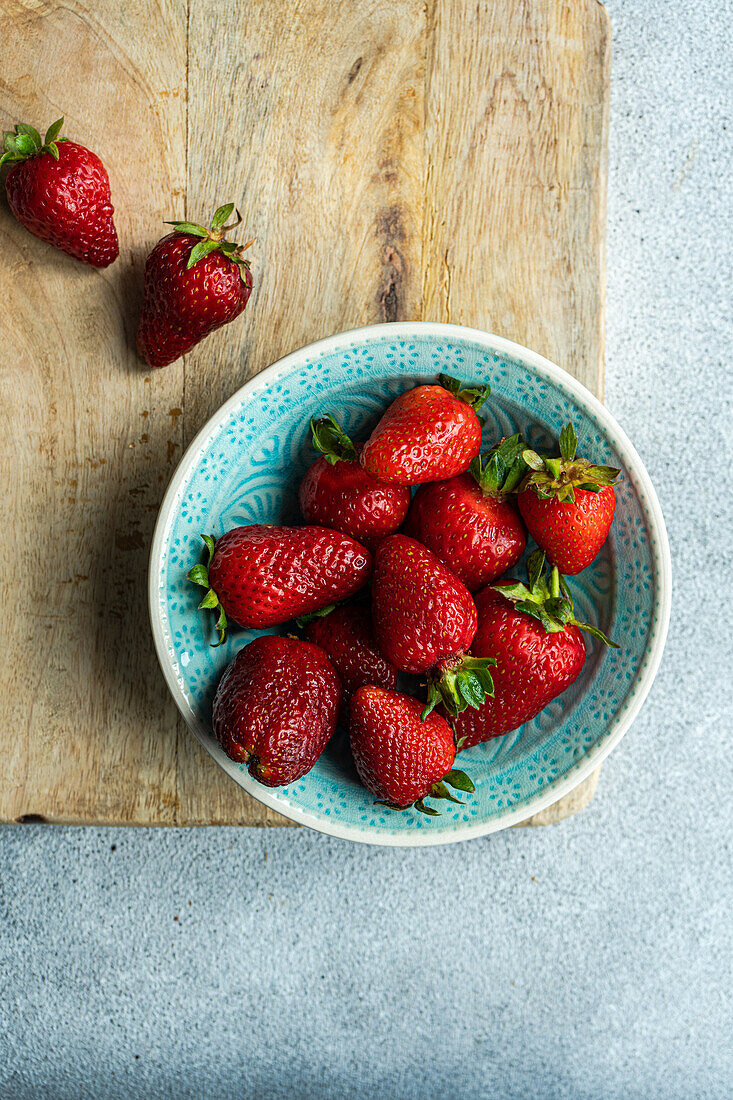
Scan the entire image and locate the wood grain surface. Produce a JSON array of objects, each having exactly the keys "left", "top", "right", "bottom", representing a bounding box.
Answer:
[{"left": 0, "top": 0, "right": 610, "bottom": 828}]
